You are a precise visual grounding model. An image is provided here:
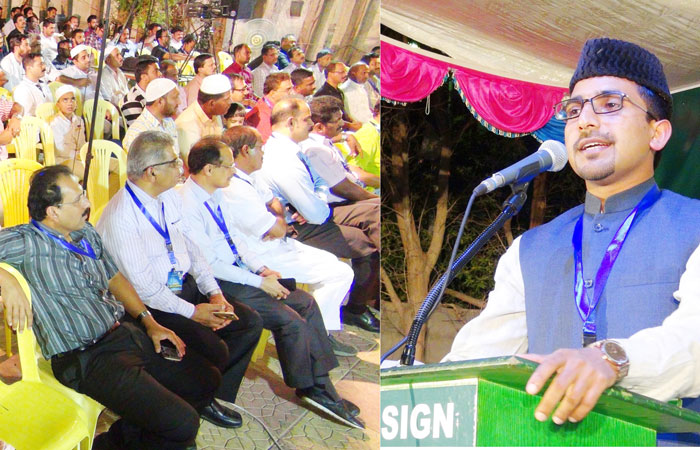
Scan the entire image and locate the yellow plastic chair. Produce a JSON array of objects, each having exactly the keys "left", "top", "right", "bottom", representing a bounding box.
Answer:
[
  {"left": 0, "top": 263, "right": 103, "bottom": 450},
  {"left": 0, "top": 86, "right": 12, "bottom": 101},
  {"left": 251, "top": 329, "right": 271, "bottom": 363},
  {"left": 10, "top": 116, "right": 56, "bottom": 165},
  {"left": 79, "top": 140, "right": 127, "bottom": 213},
  {"left": 0, "top": 158, "right": 43, "bottom": 356},
  {"left": 36, "top": 101, "right": 58, "bottom": 122},
  {"left": 218, "top": 51, "right": 233, "bottom": 72},
  {"left": 83, "top": 98, "right": 120, "bottom": 141},
  {"left": 88, "top": 202, "right": 106, "bottom": 226}
]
